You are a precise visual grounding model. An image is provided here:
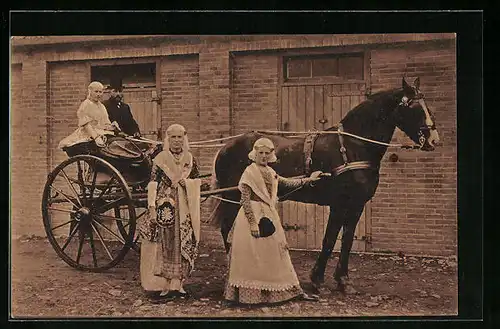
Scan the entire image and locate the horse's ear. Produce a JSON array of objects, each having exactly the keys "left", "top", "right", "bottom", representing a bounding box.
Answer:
[
  {"left": 413, "top": 77, "right": 420, "bottom": 90},
  {"left": 402, "top": 77, "right": 413, "bottom": 95}
]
